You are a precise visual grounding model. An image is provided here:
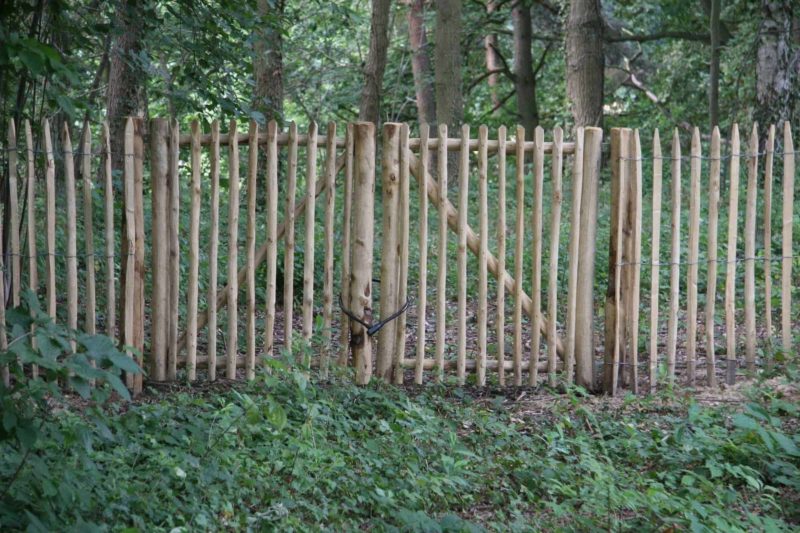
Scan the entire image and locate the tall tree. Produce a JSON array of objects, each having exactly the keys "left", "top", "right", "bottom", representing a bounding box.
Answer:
[
  {"left": 709, "top": 0, "right": 721, "bottom": 127},
  {"left": 253, "top": 0, "right": 285, "bottom": 124},
  {"left": 485, "top": 1, "right": 500, "bottom": 112},
  {"left": 565, "top": 0, "right": 604, "bottom": 127},
  {"left": 407, "top": 0, "right": 436, "bottom": 125},
  {"left": 359, "top": 0, "right": 393, "bottom": 124},
  {"left": 434, "top": 0, "right": 463, "bottom": 129},
  {"left": 754, "top": 0, "right": 796, "bottom": 129},
  {"left": 512, "top": 1, "right": 538, "bottom": 132},
  {"left": 107, "top": 0, "right": 148, "bottom": 172}
]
